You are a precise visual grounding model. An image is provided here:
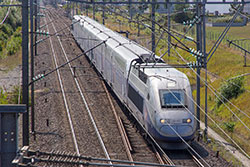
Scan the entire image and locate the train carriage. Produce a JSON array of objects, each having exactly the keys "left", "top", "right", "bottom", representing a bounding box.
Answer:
[{"left": 72, "top": 15, "right": 196, "bottom": 149}]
